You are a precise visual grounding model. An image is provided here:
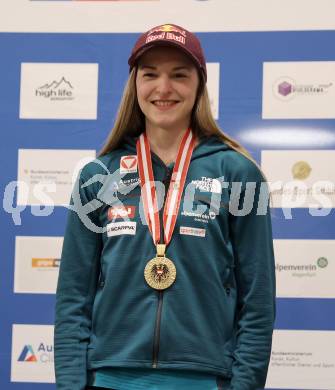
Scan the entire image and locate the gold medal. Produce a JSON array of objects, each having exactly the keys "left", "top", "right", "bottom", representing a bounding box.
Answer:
[
  {"left": 137, "top": 130, "right": 195, "bottom": 291},
  {"left": 144, "top": 244, "right": 176, "bottom": 290}
]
